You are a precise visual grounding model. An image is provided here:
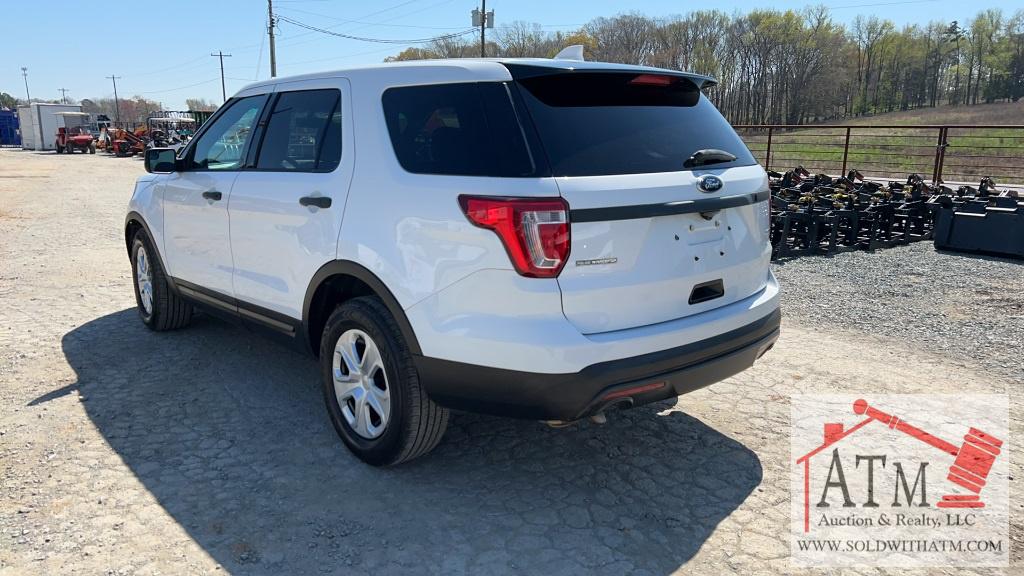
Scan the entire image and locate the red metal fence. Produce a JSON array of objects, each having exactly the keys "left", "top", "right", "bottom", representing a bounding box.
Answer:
[{"left": 733, "top": 124, "right": 1024, "bottom": 185}]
